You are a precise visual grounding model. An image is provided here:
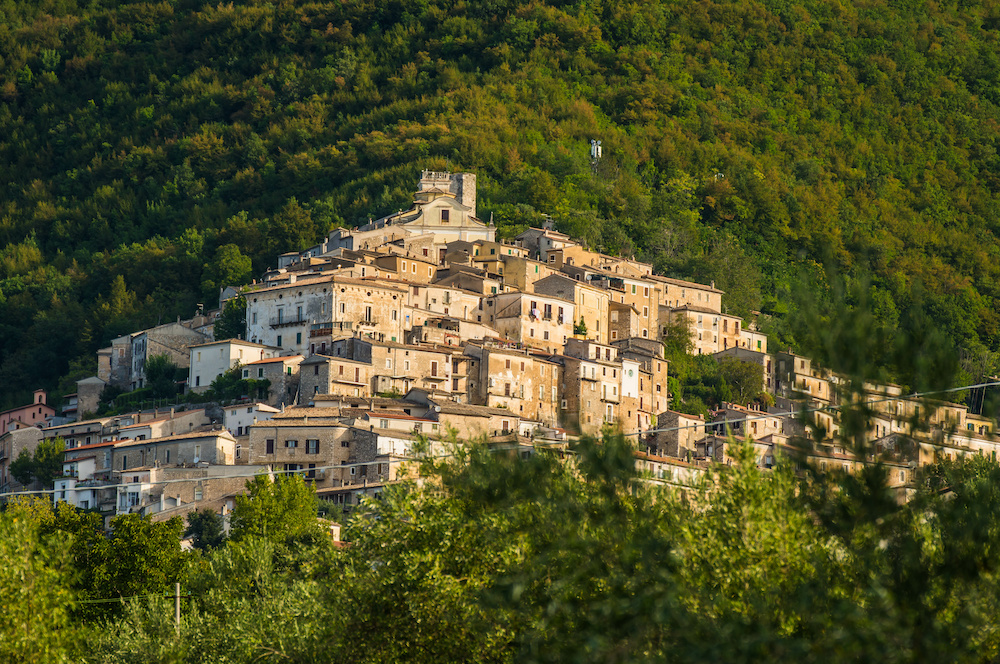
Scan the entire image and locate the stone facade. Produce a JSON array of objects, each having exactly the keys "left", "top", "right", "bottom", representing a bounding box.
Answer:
[
  {"left": 533, "top": 274, "right": 611, "bottom": 344},
  {"left": 483, "top": 291, "right": 574, "bottom": 354},
  {"left": 242, "top": 355, "right": 303, "bottom": 406},
  {"left": 246, "top": 409, "right": 354, "bottom": 487},
  {"left": 465, "top": 341, "right": 561, "bottom": 426},
  {"left": 245, "top": 275, "right": 408, "bottom": 355},
  {"left": 0, "top": 426, "right": 44, "bottom": 495},
  {"left": 112, "top": 430, "right": 237, "bottom": 472}
]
